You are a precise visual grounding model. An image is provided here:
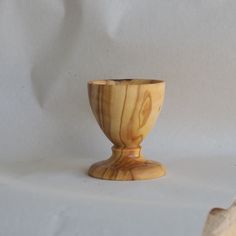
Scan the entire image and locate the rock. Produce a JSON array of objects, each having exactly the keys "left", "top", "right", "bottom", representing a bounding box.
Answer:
[{"left": 203, "top": 201, "right": 236, "bottom": 236}]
